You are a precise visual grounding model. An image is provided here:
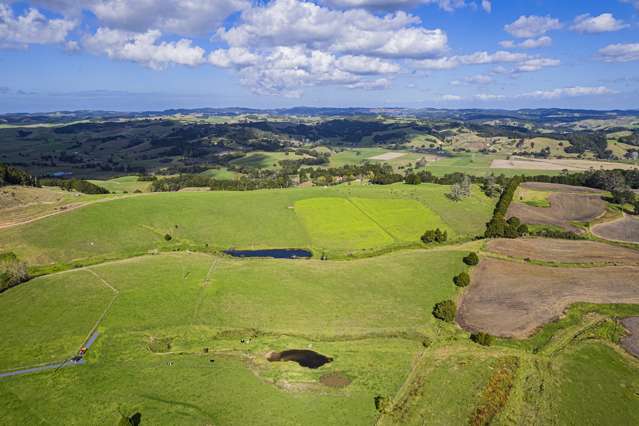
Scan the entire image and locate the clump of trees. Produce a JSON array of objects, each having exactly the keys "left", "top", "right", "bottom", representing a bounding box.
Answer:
[
  {"left": 463, "top": 252, "right": 479, "bottom": 266},
  {"left": 0, "top": 163, "right": 38, "bottom": 187},
  {"left": 447, "top": 175, "right": 471, "bottom": 201},
  {"left": 485, "top": 176, "right": 527, "bottom": 238},
  {"left": 470, "top": 332, "right": 494, "bottom": 346},
  {"left": 0, "top": 252, "right": 29, "bottom": 293},
  {"left": 453, "top": 271, "right": 470, "bottom": 287},
  {"left": 374, "top": 396, "right": 392, "bottom": 414},
  {"left": 433, "top": 300, "right": 456, "bottom": 322},
  {"left": 421, "top": 228, "right": 448, "bottom": 244}
]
